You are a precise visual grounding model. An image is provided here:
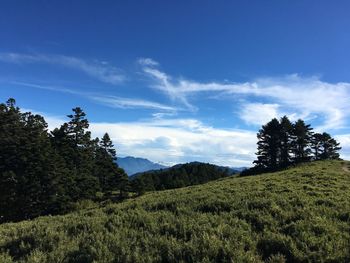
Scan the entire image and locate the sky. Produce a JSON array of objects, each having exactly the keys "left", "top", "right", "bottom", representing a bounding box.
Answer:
[{"left": 1, "top": 1, "right": 350, "bottom": 166}]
